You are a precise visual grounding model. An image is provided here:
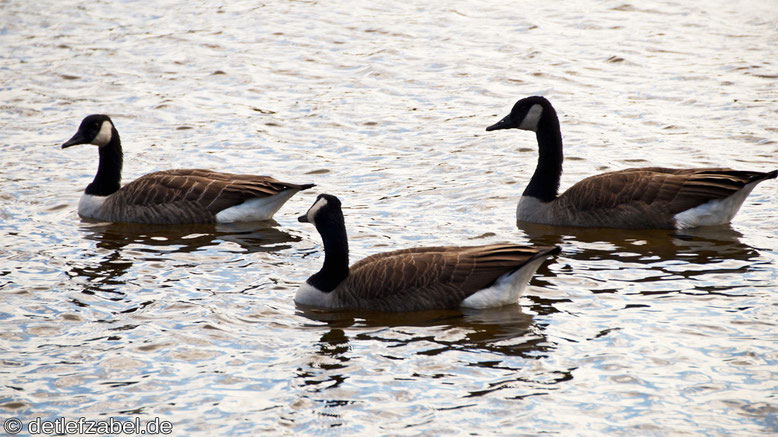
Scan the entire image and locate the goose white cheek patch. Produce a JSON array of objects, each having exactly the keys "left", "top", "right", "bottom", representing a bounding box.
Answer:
[
  {"left": 307, "top": 197, "right": 328, "bottom": 223},
  {"left": 518, "top": 104, "right": 543, "bottom": 131},
  {"left": 92, "top": 120, "right": 113, "bottom": 146}
]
